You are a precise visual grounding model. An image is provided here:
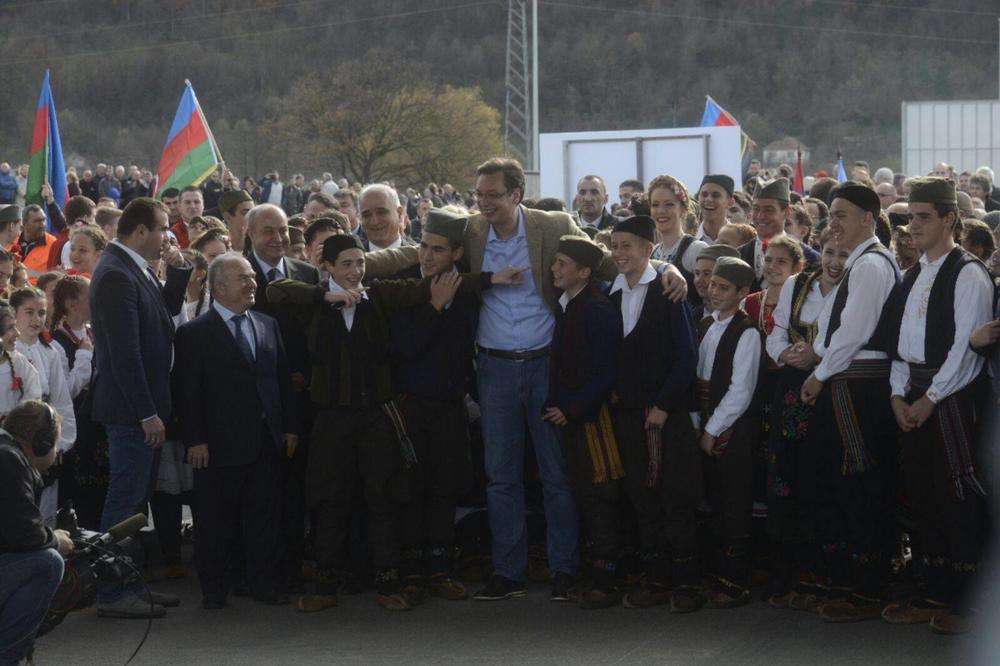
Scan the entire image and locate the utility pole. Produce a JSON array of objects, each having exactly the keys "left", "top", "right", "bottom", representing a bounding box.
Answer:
[
  {"left": 503, "top": 0, "right": 531, "bottom": 168},
  {"left": 531, "top": 0, "right": 539, "bottom": 171}
]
